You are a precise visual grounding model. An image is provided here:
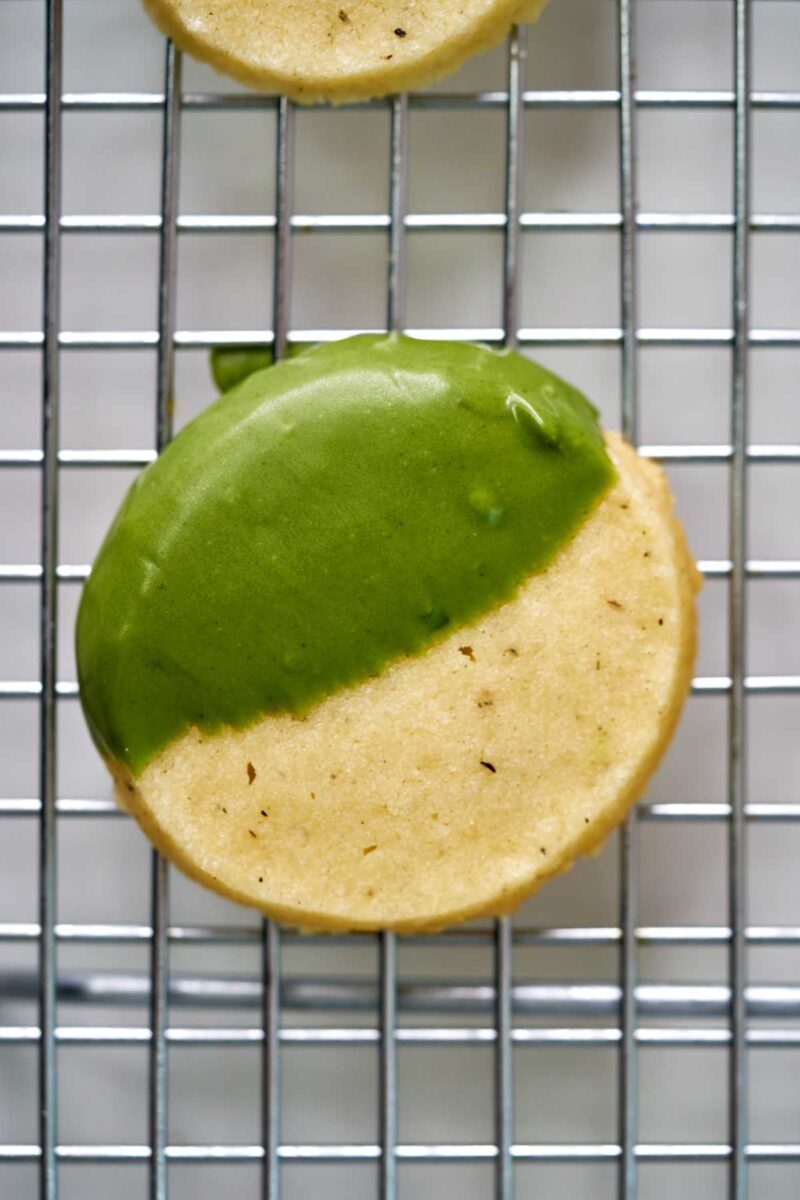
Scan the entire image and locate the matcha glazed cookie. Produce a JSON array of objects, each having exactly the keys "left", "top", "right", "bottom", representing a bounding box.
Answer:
[
  {"left": 141, "top": 0, "right": 550, "bottom": 103},
  {"left": 76, "top": 336, "right": 699, "bottom": 932}
]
